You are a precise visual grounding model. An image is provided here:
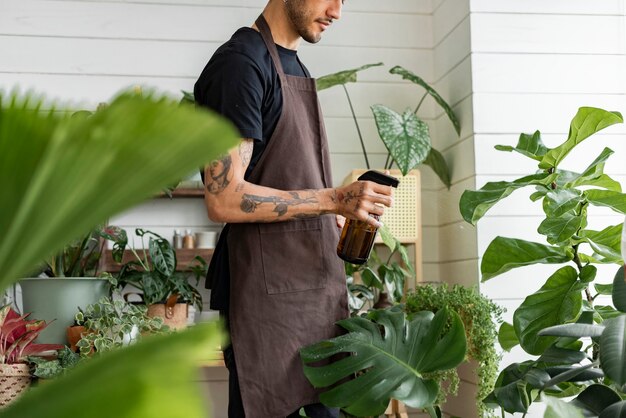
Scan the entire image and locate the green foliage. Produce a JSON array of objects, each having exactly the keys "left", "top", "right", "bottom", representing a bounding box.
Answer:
[
  {"left": 113, "top": 228, "right": 204, "bottom": 309},
  {"left": 345, "top": 225, "right": 414, "bottom": 315},
  {"left": 0, "top": 89, "right": 237, "bottom": 417},
  {"left": 405, "top": 284, "right": 504, "bottom": 416},
  {"left": 316, "top": 64, "right": 458, "bottom": 186},
  {"left": 1, "top": 321, "right": 223, "bottom": 418},
  {"left": 74, "top": 297, "right": 165, "bottom": 356},
  {"left": 300, "top": 307, "right": 466, "bottom": 416},
  {"left": 29, "top": 347, "right": 80, "bottom": 380},
  {"left": 459, "top": 107, "right": 626, "bottom": 416},
  {"left": 0, "top": 90, "right": 238, "bottom": 291}
]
